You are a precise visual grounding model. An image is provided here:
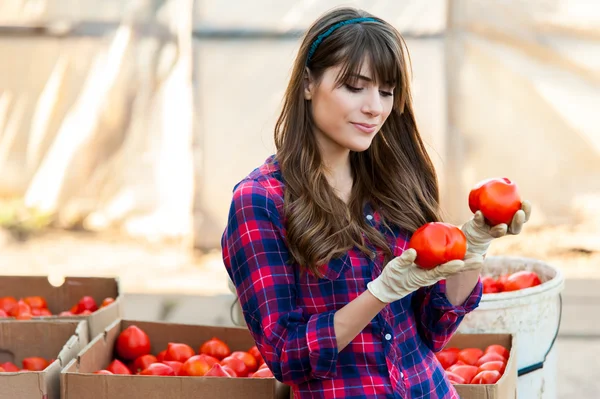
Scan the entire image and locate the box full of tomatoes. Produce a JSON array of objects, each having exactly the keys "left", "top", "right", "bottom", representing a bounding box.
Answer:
[
  {"left": 61, "top": 319, "right": 291, "bottom": 399},
  {"left": 0, "top": 275, "right": 122, "bottom": 340},
  {"left": 0, "top": 320, "right": 88, "bottom": 399},
  {"left": 437, "top": 333, "right": 517, "bottom": 399}
]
